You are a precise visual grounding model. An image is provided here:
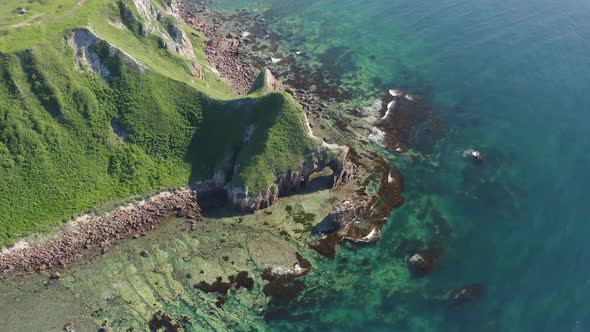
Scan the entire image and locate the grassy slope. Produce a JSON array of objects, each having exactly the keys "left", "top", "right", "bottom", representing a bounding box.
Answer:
[
  {"left": 0, "top": 0, "right": 317, "bottom": 246},
  {"left": 190, "top": 91, "right": 318, "bottom": 192}
]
